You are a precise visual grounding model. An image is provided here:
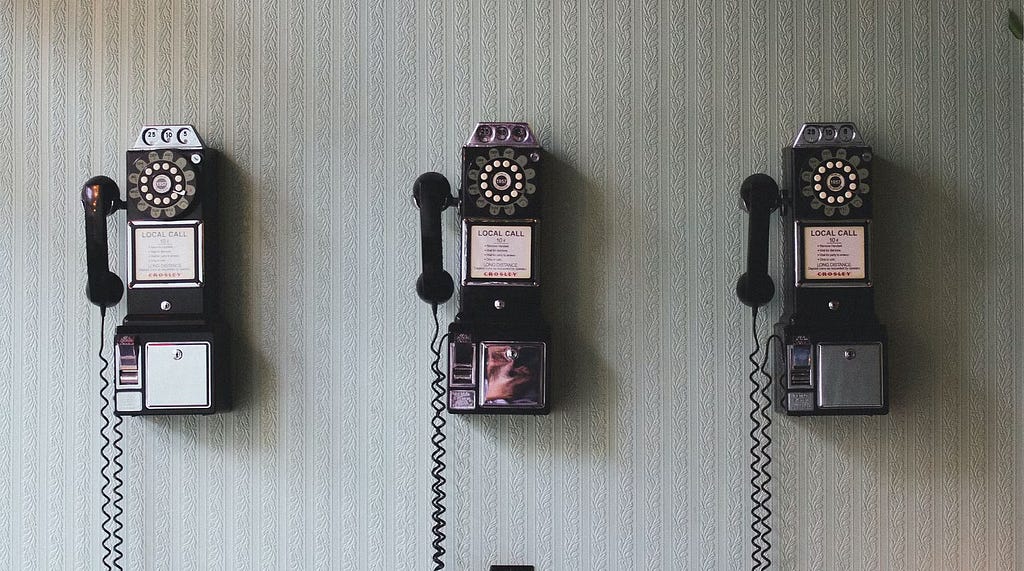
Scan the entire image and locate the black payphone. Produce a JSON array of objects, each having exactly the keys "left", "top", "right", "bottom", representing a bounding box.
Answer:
[
  {"left": 82, "top": 124, "right": 225, "bottom": 569},
  {"left": 739, "top": 122, "right": 887, "bottom": 416},
  {"left": 736, "top": 122, "right": 888, "bottom": 570},
  {"left": 413, "top": 122, "right": 549, "bottom": 570},
  {"left": 83, "top": 124, "right": 226, "bottom": 415},
  {"left": 415, "top": 122, "right": 551, "bottom": 415}
]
